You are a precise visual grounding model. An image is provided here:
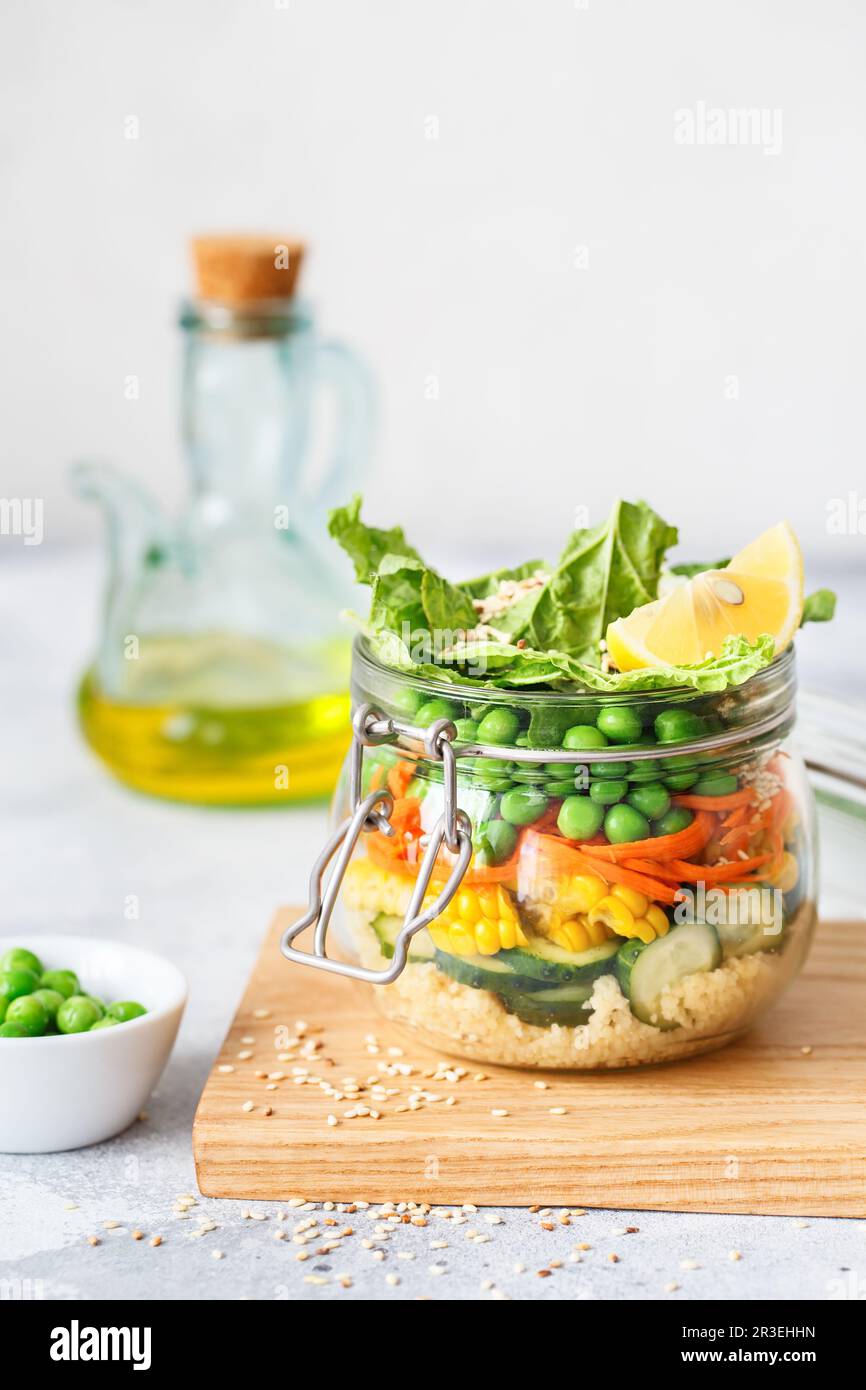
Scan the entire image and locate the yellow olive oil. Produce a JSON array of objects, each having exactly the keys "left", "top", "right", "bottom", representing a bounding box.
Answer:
[{"left": 78, "top": 633, "right": 350, "bottom": 805}]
